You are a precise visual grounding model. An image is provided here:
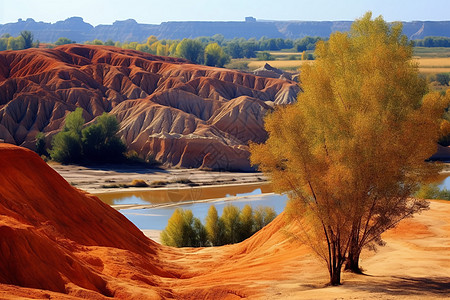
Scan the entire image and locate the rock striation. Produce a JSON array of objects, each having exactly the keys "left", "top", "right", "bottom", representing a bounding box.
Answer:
[{"left": 0, "top": 44, "right": 300, "bottom": 170}]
